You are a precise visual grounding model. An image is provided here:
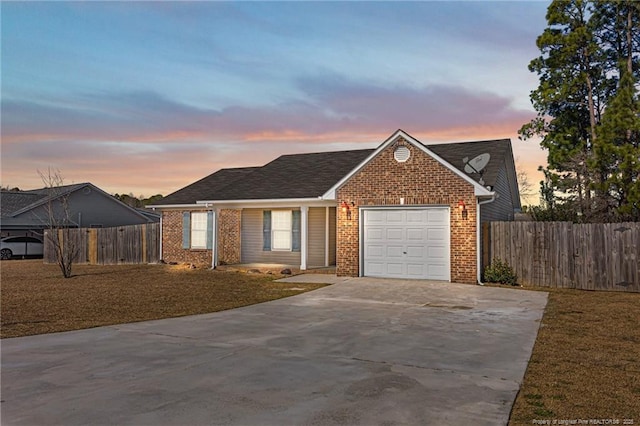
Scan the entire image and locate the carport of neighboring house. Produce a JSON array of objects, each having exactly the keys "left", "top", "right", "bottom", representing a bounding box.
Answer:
[{"left": 149, "top": 129, "right": 520, "bottom": 284}]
